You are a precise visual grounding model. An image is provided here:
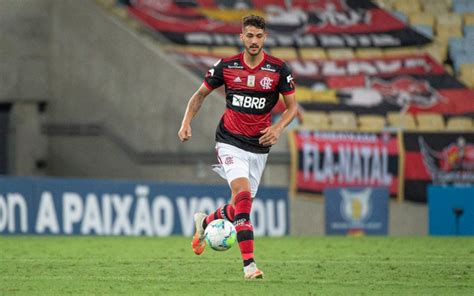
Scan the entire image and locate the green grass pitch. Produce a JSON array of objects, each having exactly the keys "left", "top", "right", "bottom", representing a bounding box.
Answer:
[{"left": 1, "top": 236, "right": 473, "bottom": 295}]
